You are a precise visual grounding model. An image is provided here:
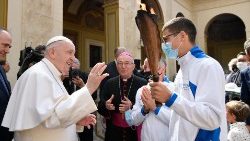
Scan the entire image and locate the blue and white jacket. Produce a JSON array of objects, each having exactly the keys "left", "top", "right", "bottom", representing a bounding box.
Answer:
[
  {"left": 126, "top": 77, "right": 174, "bottom": 141},
  {"left": 166, "top": 46, "right": 227, "bottom": 141}
]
